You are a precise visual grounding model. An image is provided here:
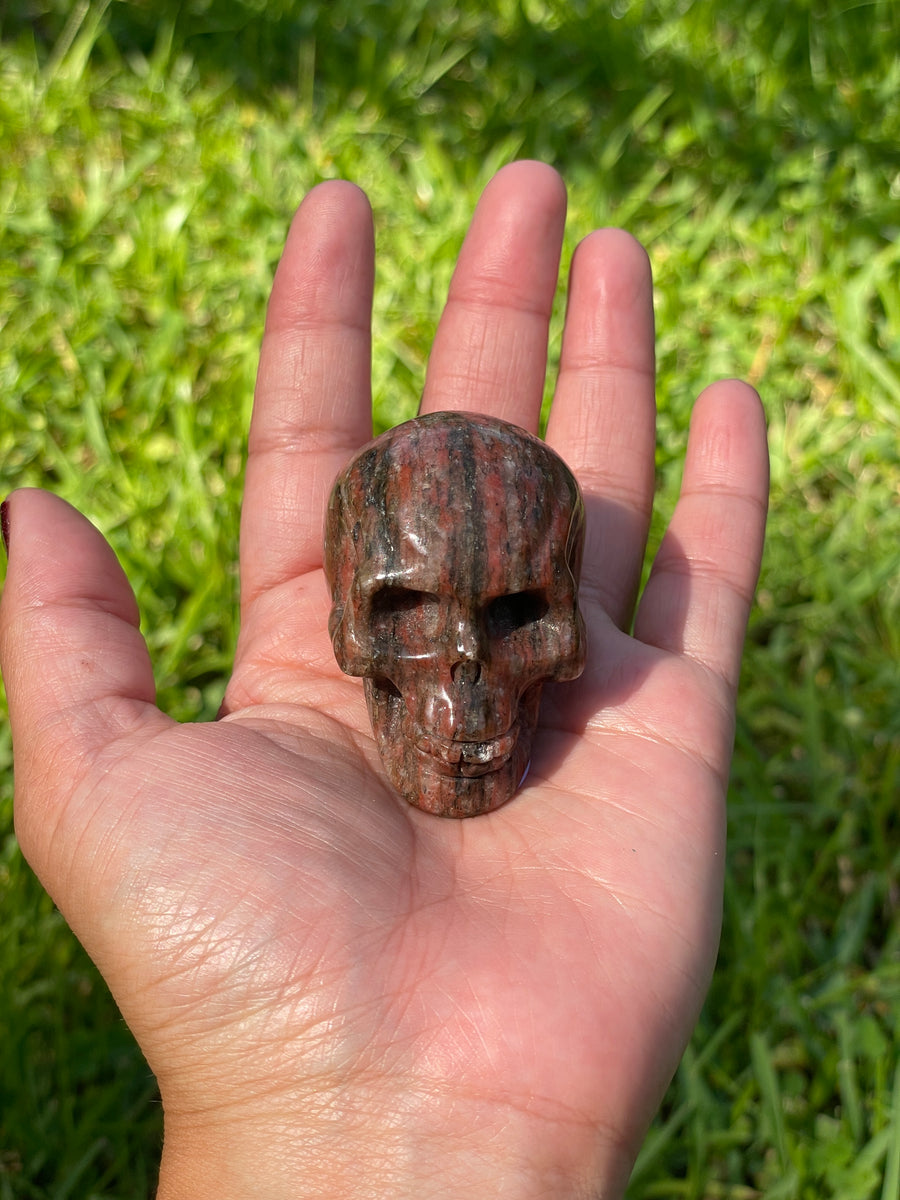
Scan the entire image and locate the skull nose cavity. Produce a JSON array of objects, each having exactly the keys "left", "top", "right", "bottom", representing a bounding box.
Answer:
[{"left": 451, "top": 659, "right": 482, "bottom": 685}]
